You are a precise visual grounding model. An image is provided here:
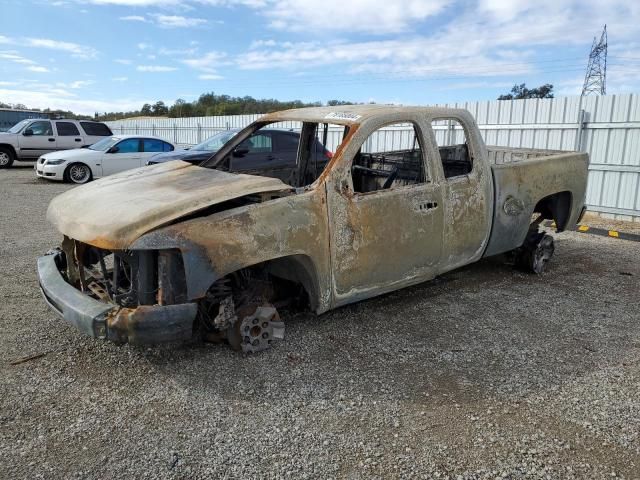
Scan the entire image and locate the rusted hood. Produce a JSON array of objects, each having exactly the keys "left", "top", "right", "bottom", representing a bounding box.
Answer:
[{"left": 46, "top": 160, "right": 290, "bottom": 249}]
